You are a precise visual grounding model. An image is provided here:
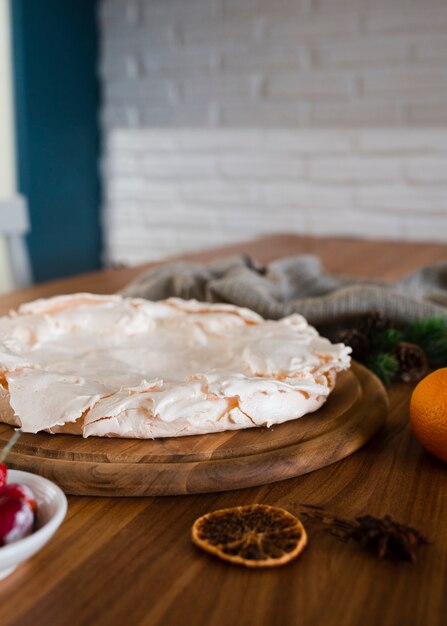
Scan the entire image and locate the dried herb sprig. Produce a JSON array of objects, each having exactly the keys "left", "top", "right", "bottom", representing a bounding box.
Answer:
[{"left": 300, "top": 505, "right": 429, "bottom": 562}]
